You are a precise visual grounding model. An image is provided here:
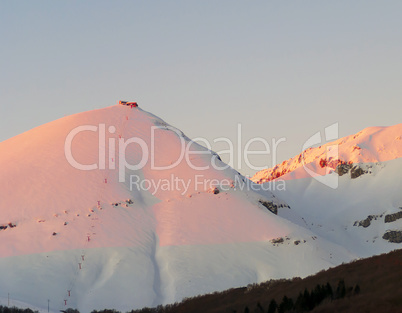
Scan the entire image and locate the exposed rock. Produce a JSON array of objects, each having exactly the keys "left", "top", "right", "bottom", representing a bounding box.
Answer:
[
  {"left": 335, "top": 163, "right": 352, "bottom": 176},
  {"left": 0, "top": 223, "right": 17, "bottom": 231},
  {"left": 294, "top": 240, "right": 300, "bottom": 245},
  {"left": 319, "top": 158, "right": 327, "bottom": 168},
  {"left": 354, "top": 215, "right": 380, "bottom": 228},
  {"left": 384, "top": 211, "right": 402, "bottom": 223},
  {"left": 208, "top": 187, "right": 220, "bottom": 195},
  {"left": 258, "top": 200, "right": 278, "bottom": 215},
  {"left": 360, "top": 217, "right": 371, "bottom": 228},
  {"left": 334, "top": 163, "right": 367, "bottom": 178},
  {"left": 382, "top": 231, "right": 402, "bottom": 243},
  {"left": 350, "top": 166, "right": 367, "bottom": 179},
  {"left": 271, "top": 237, "right": 284, "bottom": 244}
]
